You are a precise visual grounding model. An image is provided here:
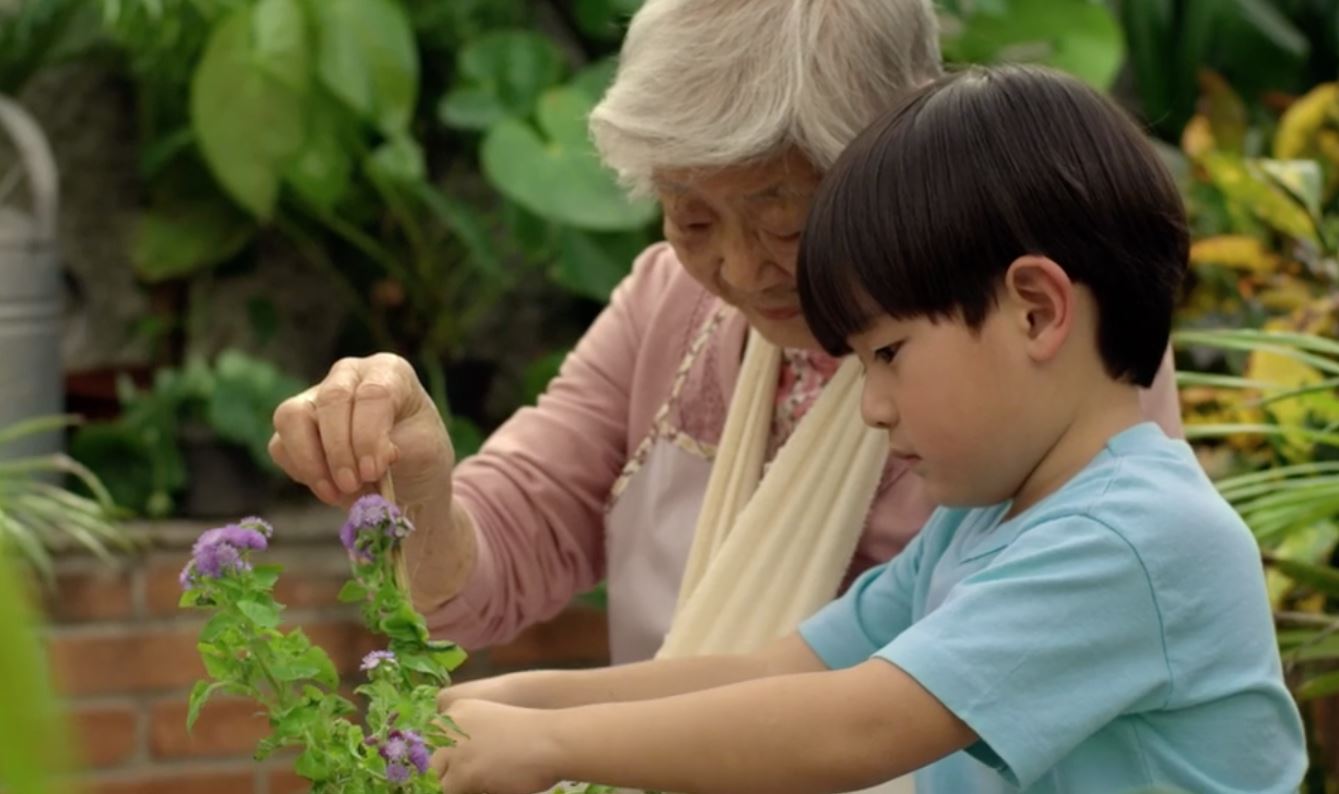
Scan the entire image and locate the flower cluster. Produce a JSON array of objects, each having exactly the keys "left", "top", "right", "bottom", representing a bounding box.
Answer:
[
  {"left": 179, "top": 516, "right": 274, "bottom": 587},
  {"left": 183, "top": 504, "right": 463, "bottom": 792},
  {"left": 340, "top": 495, "right": 414, "bottom": 562},
  {"left": 367, "top": 724, "right": 431, "bottom": 784}
]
